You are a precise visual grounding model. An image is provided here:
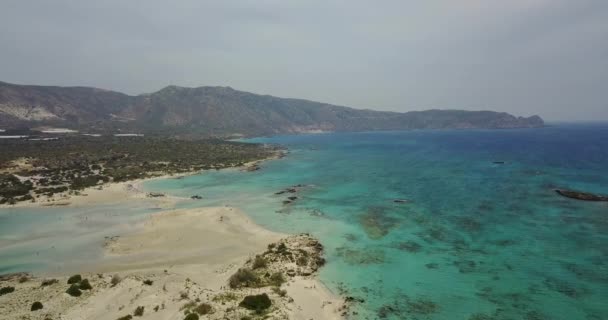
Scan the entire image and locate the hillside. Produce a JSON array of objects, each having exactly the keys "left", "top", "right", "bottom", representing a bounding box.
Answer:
[{"left": 0, "top": 81, "right": 544, "bottom": 136}]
